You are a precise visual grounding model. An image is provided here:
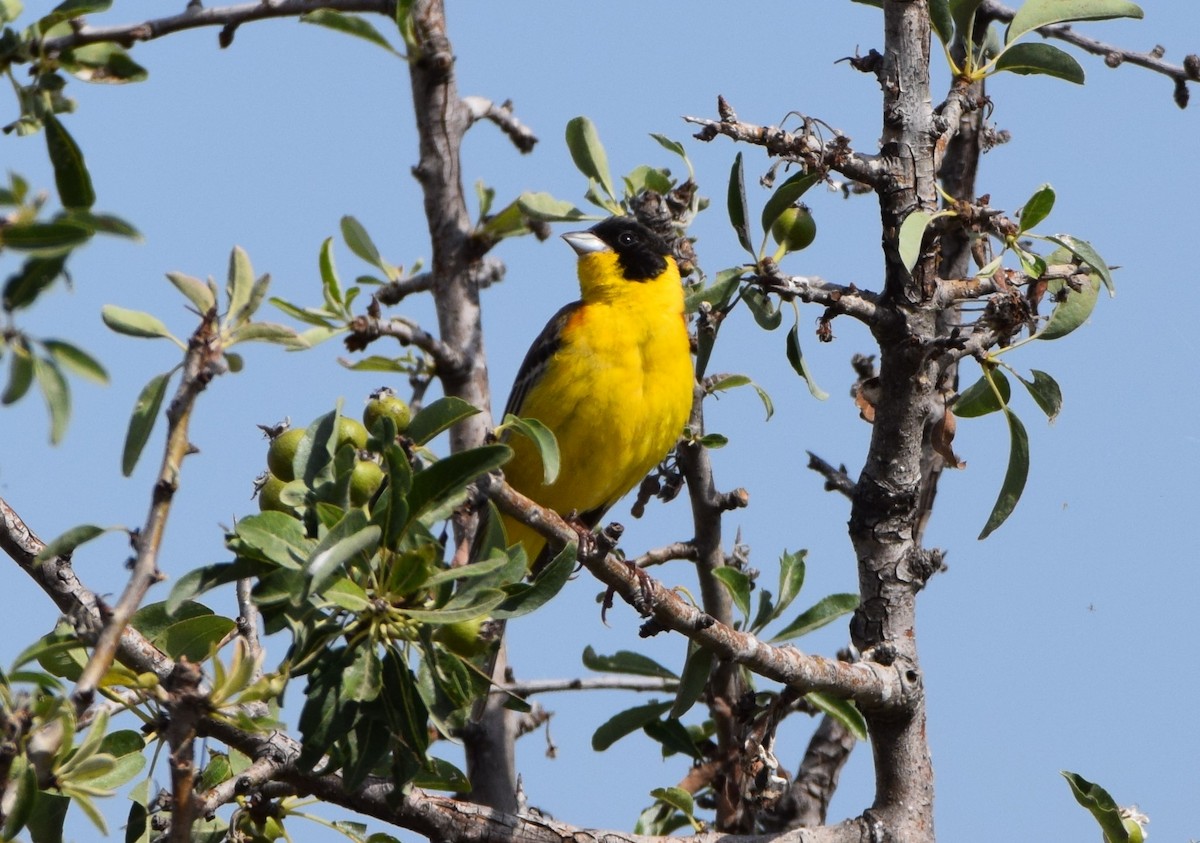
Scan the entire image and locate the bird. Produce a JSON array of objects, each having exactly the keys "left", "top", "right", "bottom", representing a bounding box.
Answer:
[{"left": 496, "top": 215, "right": 695, "bottom": 566}]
